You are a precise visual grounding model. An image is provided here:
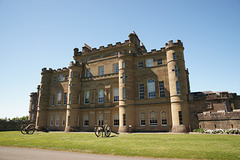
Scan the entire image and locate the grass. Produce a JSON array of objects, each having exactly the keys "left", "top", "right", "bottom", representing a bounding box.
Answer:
[{"left": 0, "top": 131, "right": 240, "bottom": 159}]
